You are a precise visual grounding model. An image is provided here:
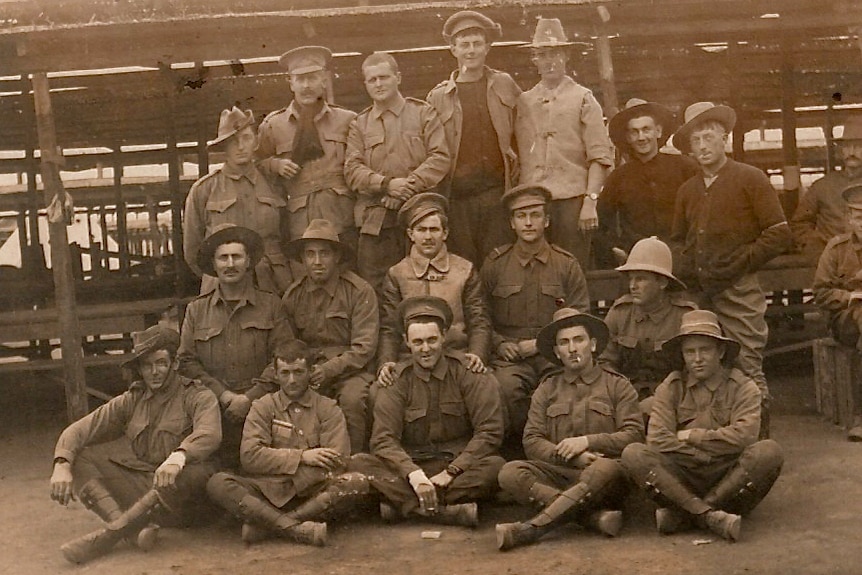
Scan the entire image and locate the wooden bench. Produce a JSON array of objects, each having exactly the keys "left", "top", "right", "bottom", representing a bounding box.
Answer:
[{"left": 812, "top": 337, "right": 858, "bottom": 428}]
